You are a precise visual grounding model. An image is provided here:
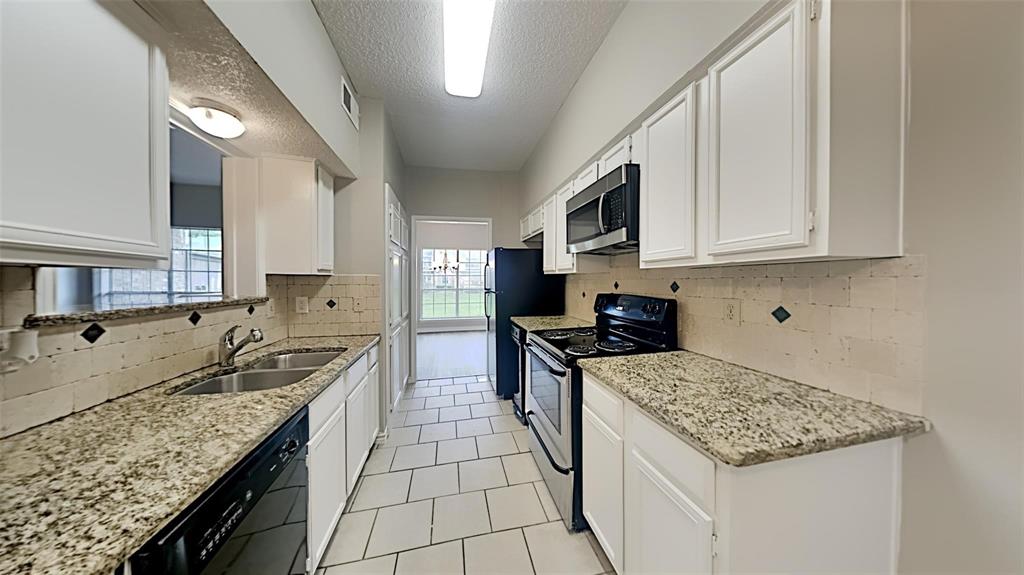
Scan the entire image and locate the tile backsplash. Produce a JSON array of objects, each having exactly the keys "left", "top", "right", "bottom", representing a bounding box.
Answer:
[
  {"left": 0, "top": 269, "right": 380, "bottom": 437},
  {"left": 567, "top": 255, "right": 926, "bottom": 415},
  {"left": 277, "top": 274, "right": 382, "bottom": 337}
]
